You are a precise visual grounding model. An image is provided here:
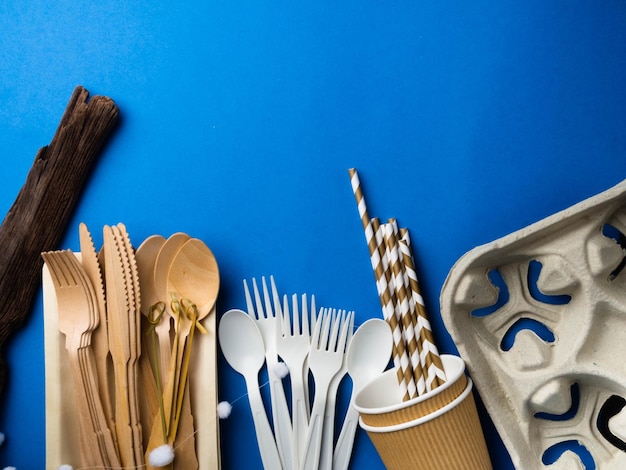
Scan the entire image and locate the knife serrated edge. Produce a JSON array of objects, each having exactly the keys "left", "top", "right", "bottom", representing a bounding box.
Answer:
[
  {"left": 79, "top": 223, "right": 107, "bottom": 330},
  {"left": 113, "top": 223, "right": 144, "bottom": 465},
  {"left": 111, "top": 225, "right": 134, "bottom": 356},
  {"left": 78, "top": 222, "right": 117, "bottom": 454},
  {"left": 118, "top": 223, "right": 142, "bottom": 354},
  {"left": 103, "top": 224, "right": 135, "bottom": 468}
]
